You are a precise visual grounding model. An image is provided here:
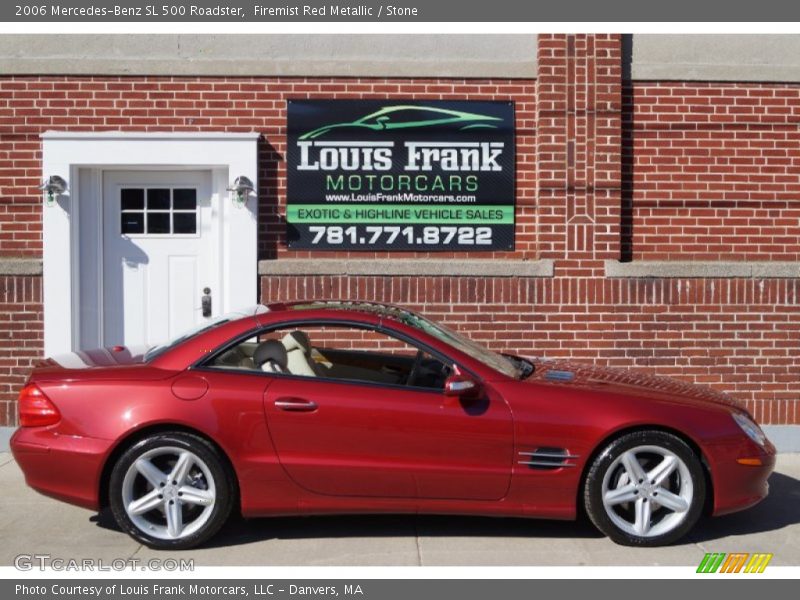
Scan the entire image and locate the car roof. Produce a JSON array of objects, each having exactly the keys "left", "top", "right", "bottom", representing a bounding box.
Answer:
[{"left": 264, "top": 300, "right": 417, "bottom": 324}]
